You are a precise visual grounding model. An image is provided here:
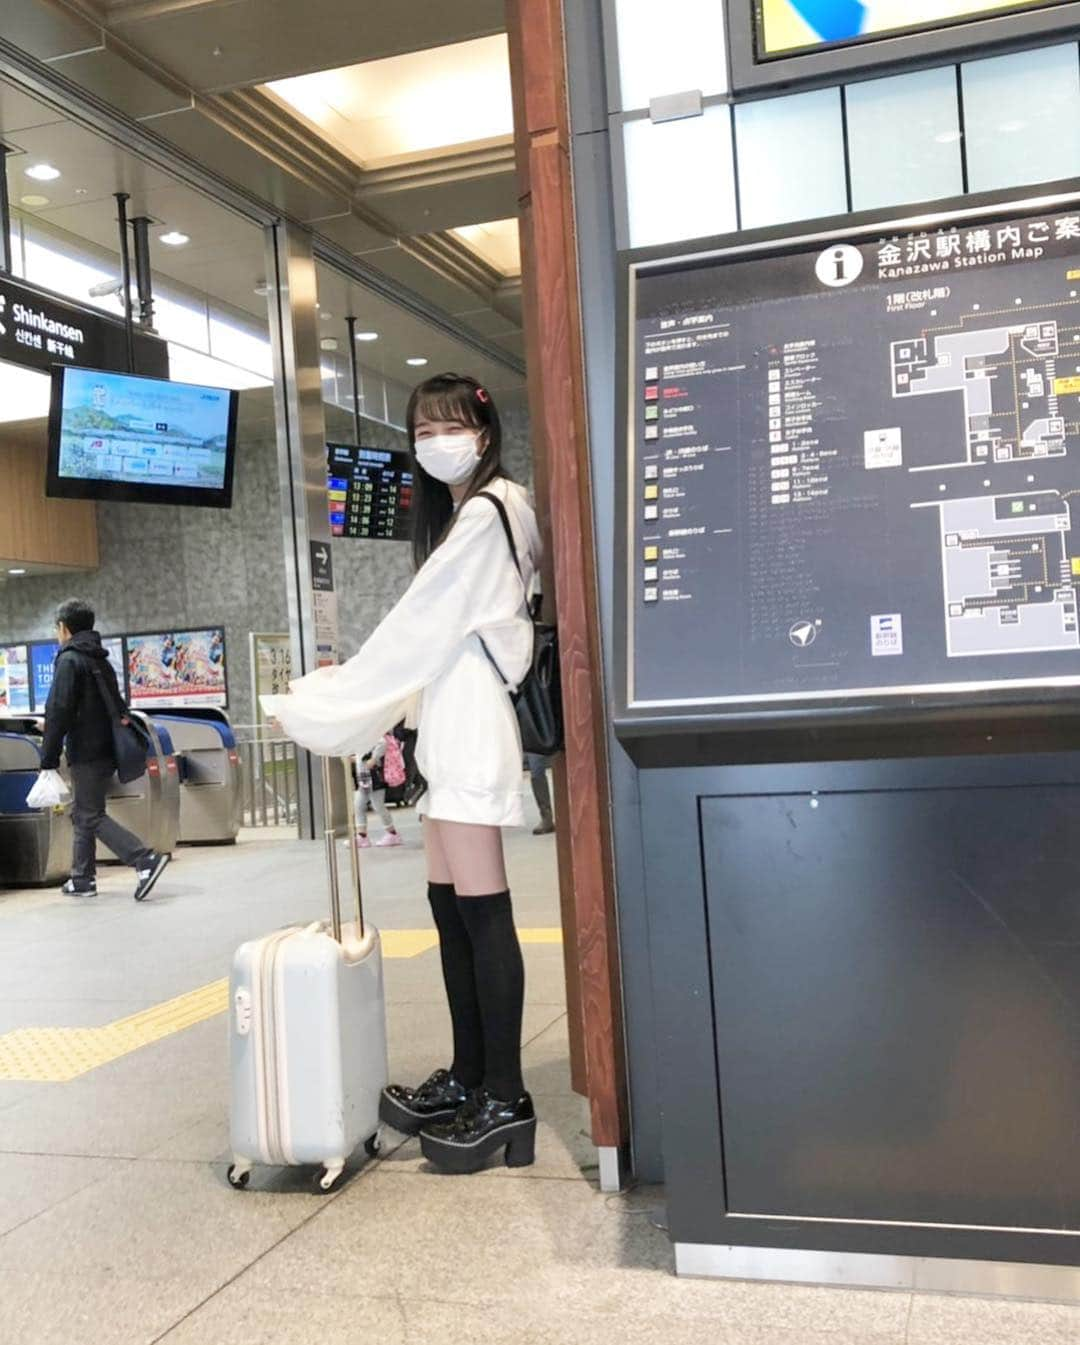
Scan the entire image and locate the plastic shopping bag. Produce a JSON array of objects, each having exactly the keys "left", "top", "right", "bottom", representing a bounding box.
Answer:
[{"left": 26, "top": 769, "right": 71, "bottom": 809}]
